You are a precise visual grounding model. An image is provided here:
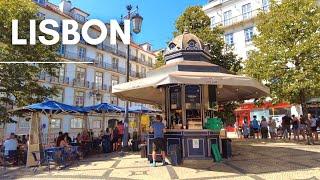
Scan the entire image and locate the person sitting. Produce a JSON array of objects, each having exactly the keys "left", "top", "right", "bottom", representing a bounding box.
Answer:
[
  {"left": 64, "top": 133, "right": 72, "bottom": 145},
  {"left": 3, "top": 133, "right": 18, "bottom": 164},
  {"left": 56, "top": 131, "right": 64, "bottom": 147},
  {"left": 59, "top": 135, "right": 70, "bottom": 148}
]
